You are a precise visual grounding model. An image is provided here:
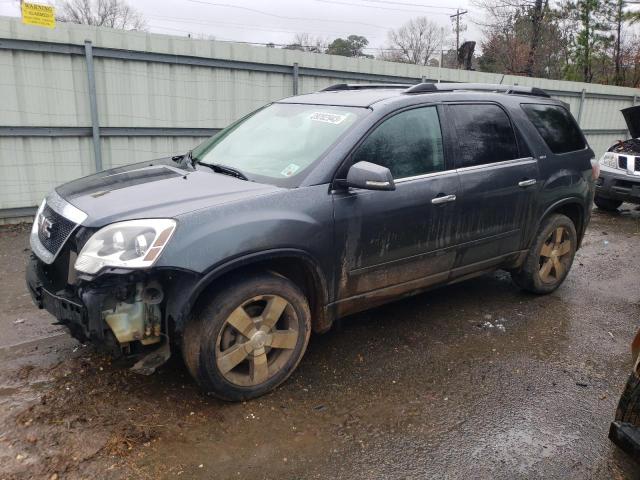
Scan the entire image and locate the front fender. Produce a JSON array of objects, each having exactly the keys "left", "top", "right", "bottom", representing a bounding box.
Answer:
[{"left": 156, "top": 184, "right": 335, "bottom": 332}]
